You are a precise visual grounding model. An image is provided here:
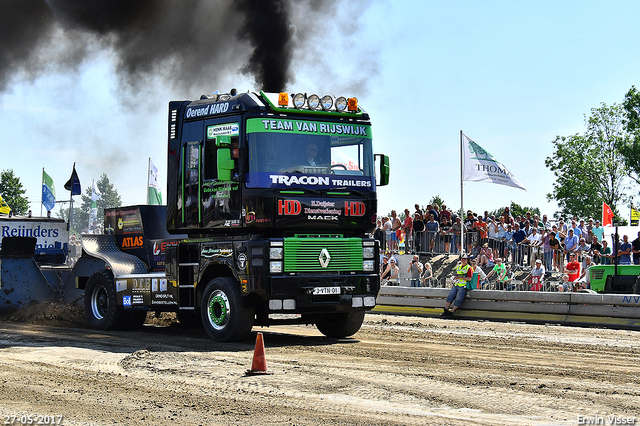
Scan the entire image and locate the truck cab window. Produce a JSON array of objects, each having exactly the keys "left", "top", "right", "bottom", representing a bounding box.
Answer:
[{"left": 203, "top": 135, "right": 240, "bottom": 181}]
